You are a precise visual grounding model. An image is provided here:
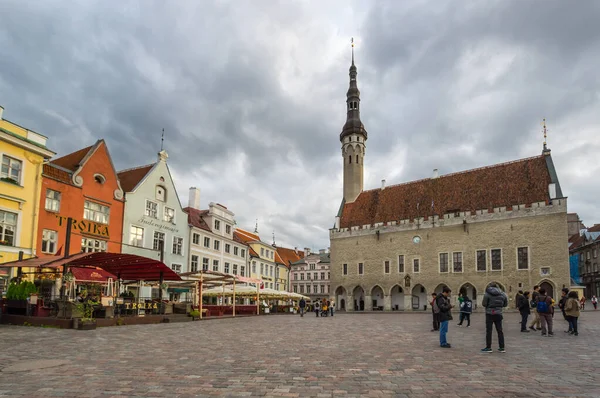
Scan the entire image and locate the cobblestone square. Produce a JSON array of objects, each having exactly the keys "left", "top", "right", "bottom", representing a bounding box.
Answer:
[{"left": 1, "top": 311, "right": 599, "bottom": 397}]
